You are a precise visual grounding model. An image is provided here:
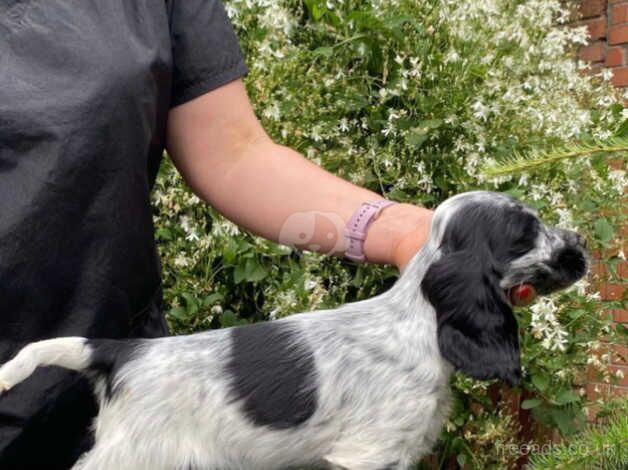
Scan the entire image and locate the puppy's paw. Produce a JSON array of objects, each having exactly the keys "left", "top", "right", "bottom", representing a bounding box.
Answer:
[{"left": 0, "top": 379, "right": 11, "bottom": 394}]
